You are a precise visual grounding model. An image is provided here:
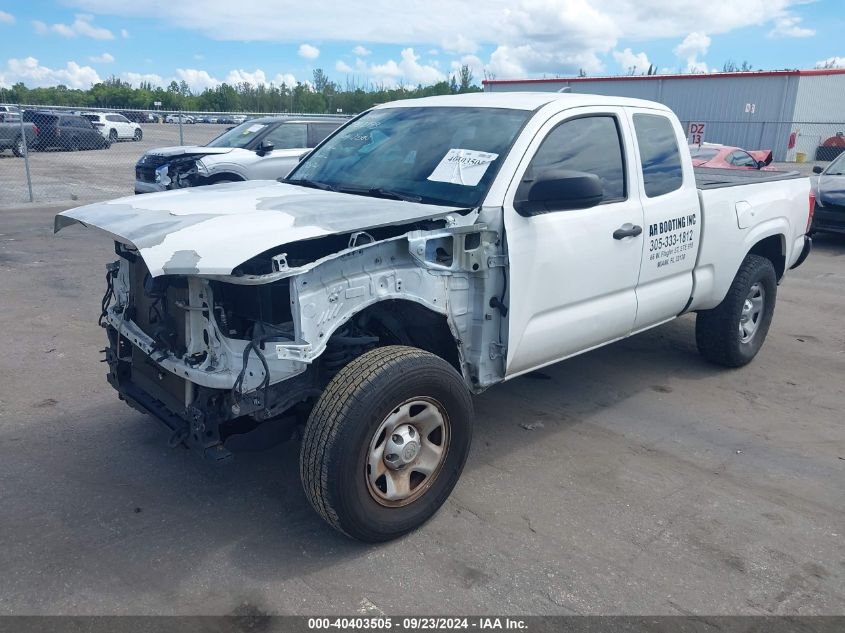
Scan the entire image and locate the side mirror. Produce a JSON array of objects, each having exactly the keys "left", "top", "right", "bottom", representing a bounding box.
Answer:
[
  {"left": 515, "top": 168, "right": 604, "bottom": 216},
  {"left": 257, "top": 140, "right": 274, "bottom": 155},
  {"left": 756, "top": 160, "right": 766, "bottom": 170},
  {"left": 298, "top": 150, "right": 310, "bottom": 161},
  {"left": 812, "top": 165, "right": 824, "bottom": 174}
]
